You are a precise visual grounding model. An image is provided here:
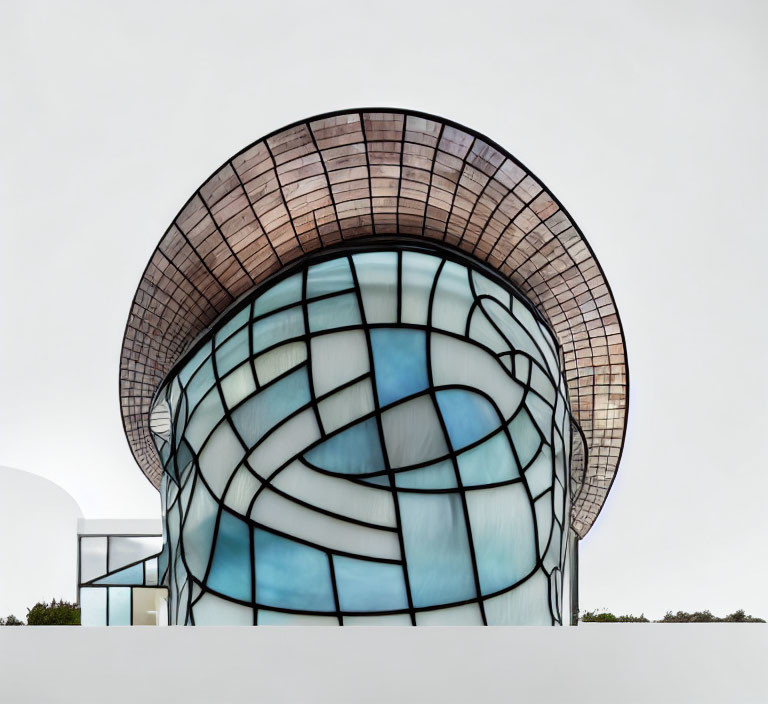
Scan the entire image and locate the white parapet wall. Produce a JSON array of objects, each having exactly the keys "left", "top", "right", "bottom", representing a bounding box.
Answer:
[{"left": 0, "top": 624, "right": 765, "bottom": 703}]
